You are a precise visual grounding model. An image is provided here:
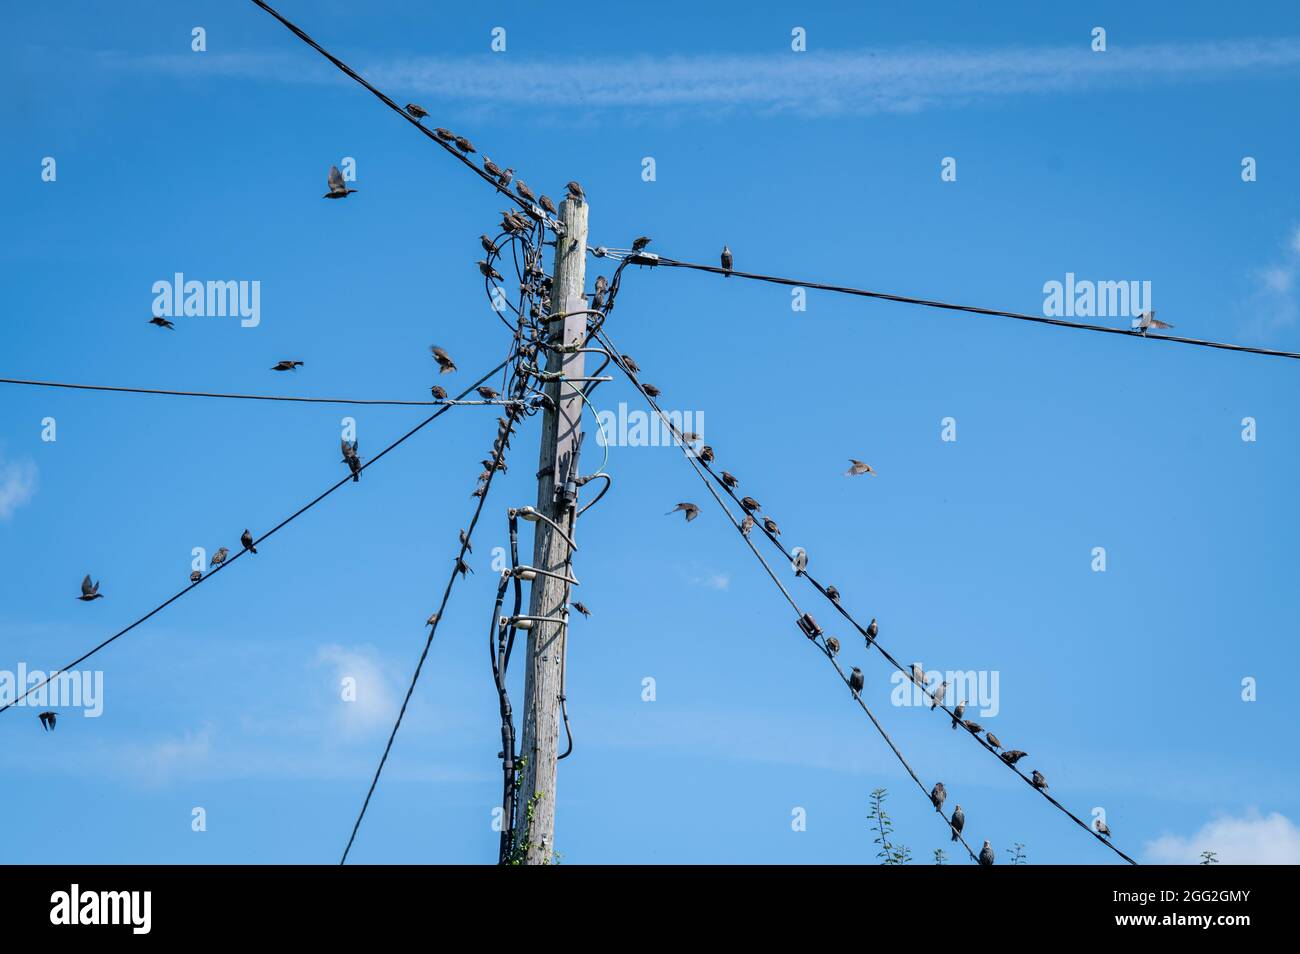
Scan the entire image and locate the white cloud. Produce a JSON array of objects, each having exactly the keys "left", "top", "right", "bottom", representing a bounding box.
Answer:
[
  {"left": 99, "top": 37, "right": 1300, "bottom": 118},
  {"left": 1144, "top": 810, "right": 1300, "bottom": 864},
  {"left": 315, "top": 644, "right": 398, "bottom": 735},
  {"left": 1243, "top": 226, "right": 1300, "bottom": 337},
  {"left": 688, "top": 570, "right": 730, "bottom": 591},
  {"left": 0, "top": 454, "right": 37, "bottom": 520},
  {"left": 122, "top": 723, "right": 215, "bottom": 786}
]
